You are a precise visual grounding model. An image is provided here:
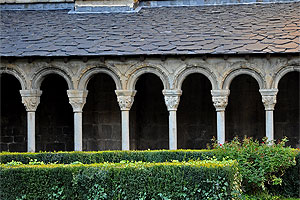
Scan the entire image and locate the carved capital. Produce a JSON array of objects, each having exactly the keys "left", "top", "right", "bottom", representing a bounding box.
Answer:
[
  {"left": 67, "top": 90, "right": 88, "bottom": 112},
  {"left": 115, "top": 90, "right": 136, "bottom": 111},
  {"left": 259, "top": 89, "right": 278, "bottom": 111},
  {"left": 20, "top": 90, "right": 42, "bottom": 112},
  {"left": 163, "top": 90, "right": 182, "bottom": 111},
  {"left": 211, "top": 90, "right": 230, "bottom": 111}
]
